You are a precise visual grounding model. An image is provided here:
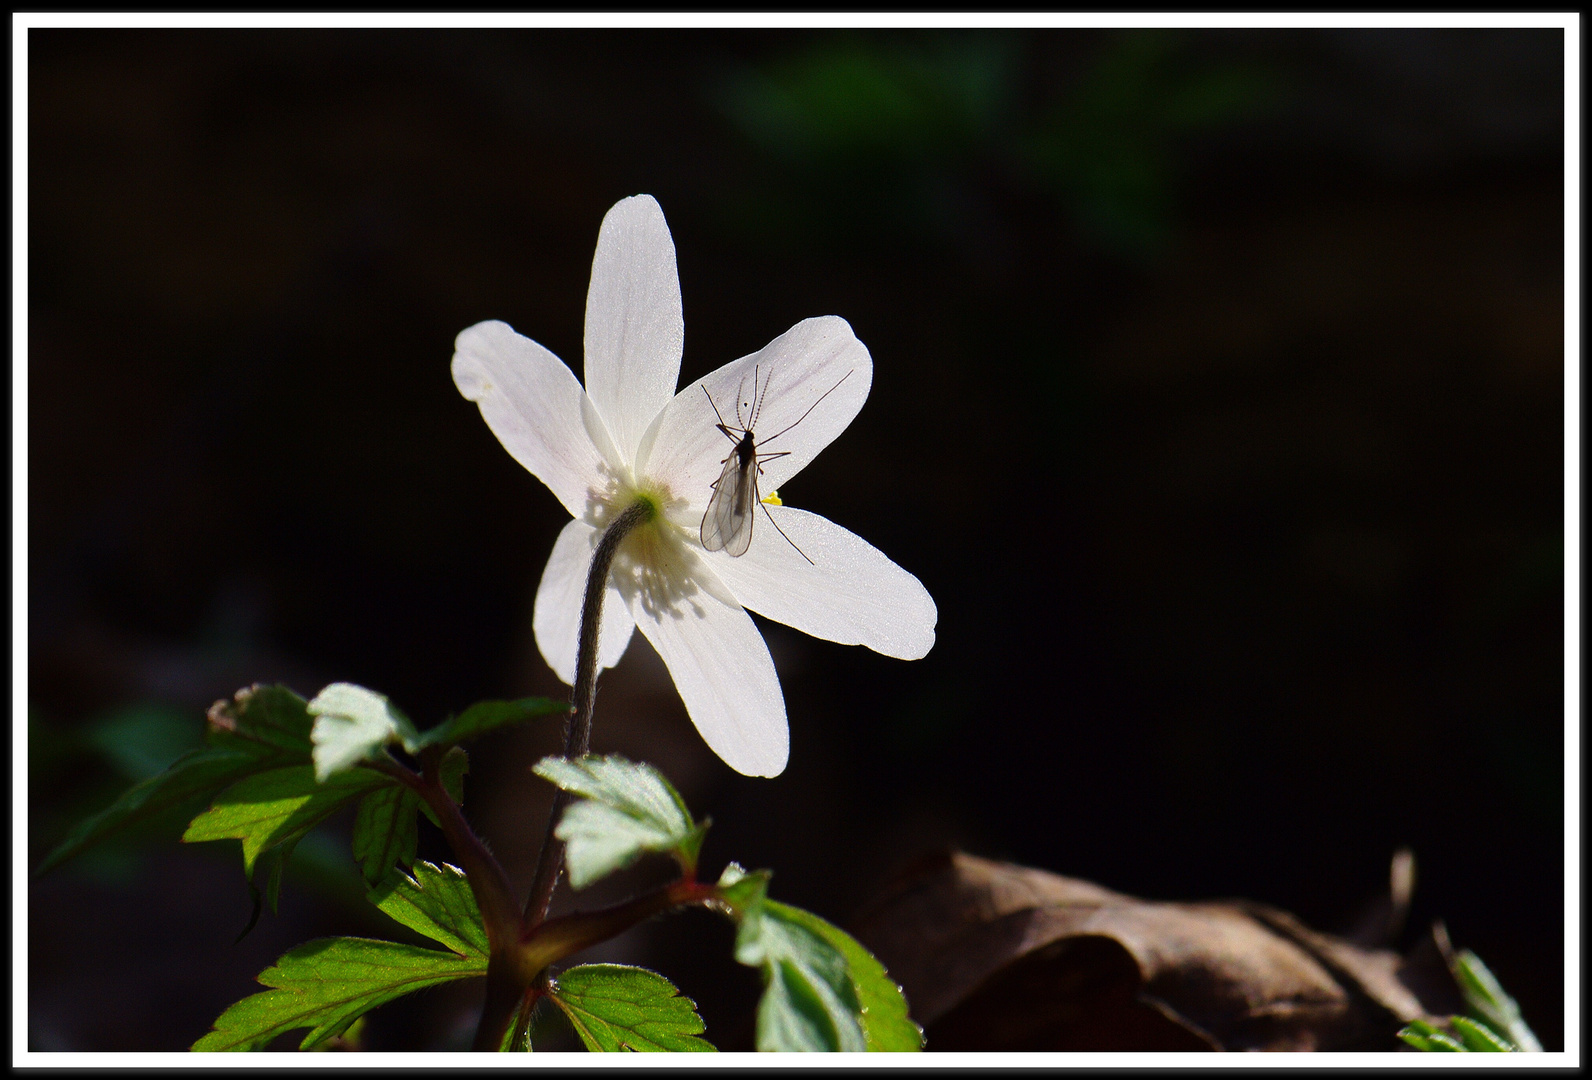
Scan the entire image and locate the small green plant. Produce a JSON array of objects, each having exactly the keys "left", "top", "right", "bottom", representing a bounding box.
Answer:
[
  {"left": 38, "top": 194, "right": 933, "bottom": 1052},
  {"left": 1398, "top": 948, "right": 1541, "bottom": 1053},
  {"left": 42, "top": 683, "right": 923, "bottom": 1052}
]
